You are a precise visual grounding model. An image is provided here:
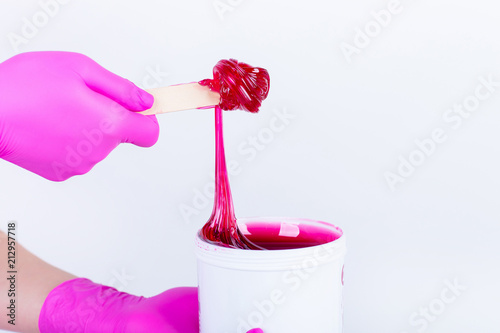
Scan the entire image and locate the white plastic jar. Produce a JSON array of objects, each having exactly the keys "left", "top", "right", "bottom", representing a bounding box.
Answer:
[{"left": 196, "top": 217, "right": 346, "bottom": 333}]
